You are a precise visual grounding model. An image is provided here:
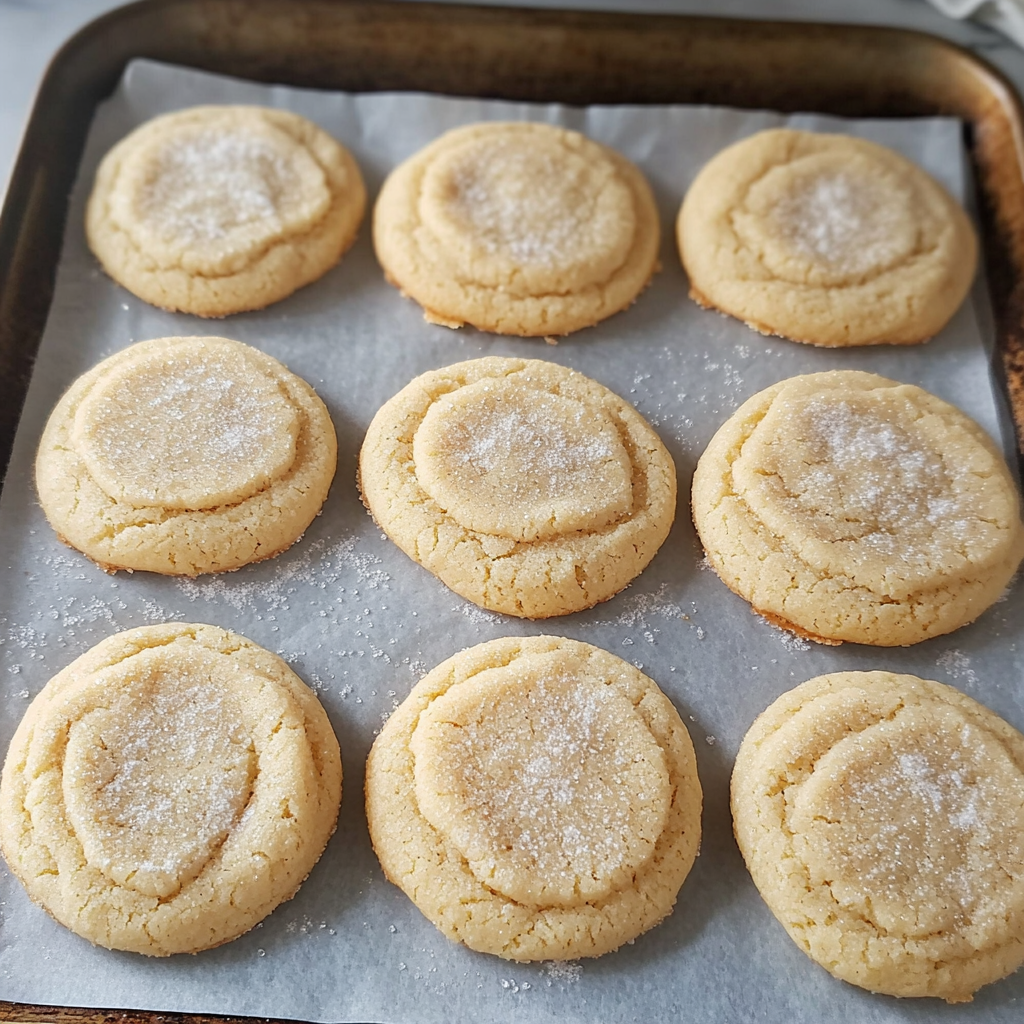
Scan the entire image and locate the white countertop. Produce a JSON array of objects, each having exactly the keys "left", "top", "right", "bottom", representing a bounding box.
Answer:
[{"left": 2, "top": 0, "right": 1024, "bottom": 203}]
